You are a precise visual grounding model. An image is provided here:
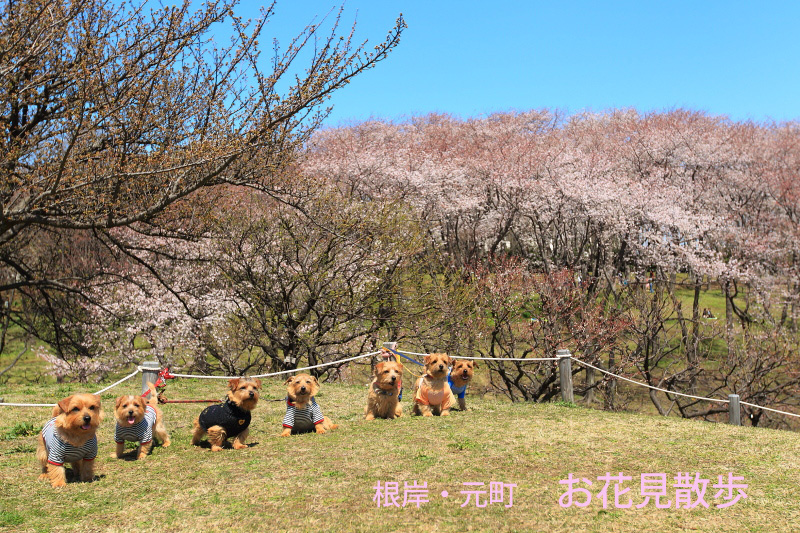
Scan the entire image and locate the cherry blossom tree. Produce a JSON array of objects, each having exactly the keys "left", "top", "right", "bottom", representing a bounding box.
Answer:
[
  {"left": 304, "top": 110, "right": 800, "bottom": 423},
  {"left": 1, "top": 0, "right": 405, "bottom": 369}
]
